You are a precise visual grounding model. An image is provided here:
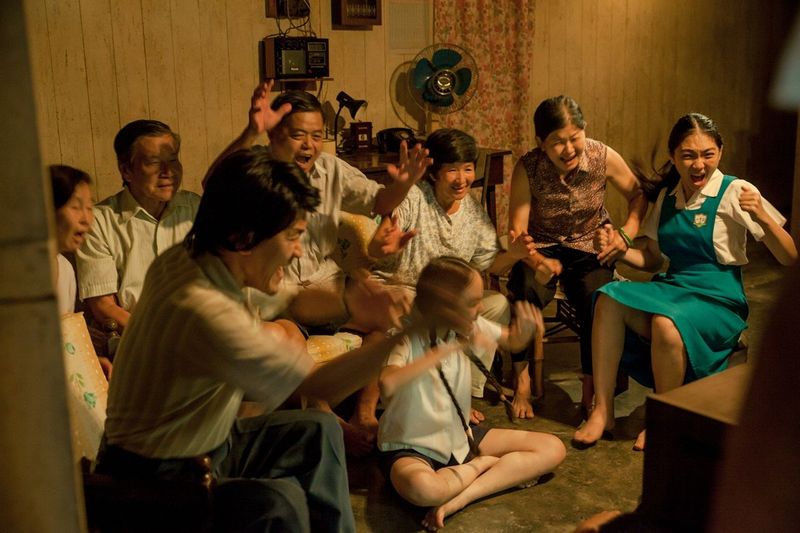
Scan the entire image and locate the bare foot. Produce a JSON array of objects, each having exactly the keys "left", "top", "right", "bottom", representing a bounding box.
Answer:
[
  {"left": 339, "top": 419, "right": 375, "bottom": 457},
  {"left": 512, "top": 370, "right": 535, "bottom": 419},
  {"left": 575, "top": 509, "right": 623, "bottom": 532},
  {"left": 512, "top": 393, "right": 535, "bottom": 419},
  {"left": 421, "top": 455, "right": 499, "bottom": 531},
  {"left": 633, "top": 429, "right": 646, "bottom": 451},
  {"left": 573, "top": 409, "right": 613, "bottom": 447}
]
